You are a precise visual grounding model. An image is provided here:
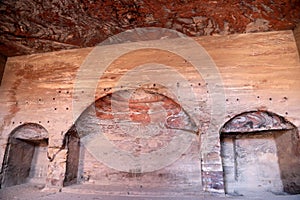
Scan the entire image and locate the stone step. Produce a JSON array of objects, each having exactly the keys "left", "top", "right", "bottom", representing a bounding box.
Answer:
[{"left": 61, "top": 183, "right": 207, "bottom": 197}]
